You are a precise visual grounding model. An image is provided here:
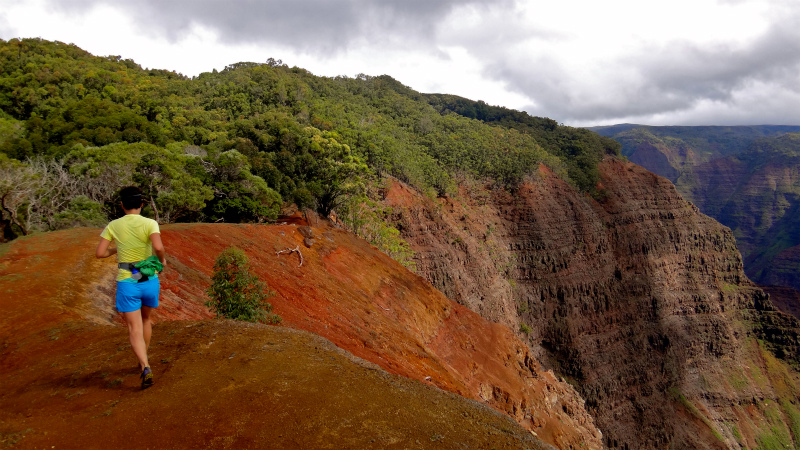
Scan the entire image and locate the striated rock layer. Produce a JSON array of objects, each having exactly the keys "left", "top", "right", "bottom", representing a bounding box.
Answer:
[{"left": 388, "top": 156, "right": 800, "bottom": 450}]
